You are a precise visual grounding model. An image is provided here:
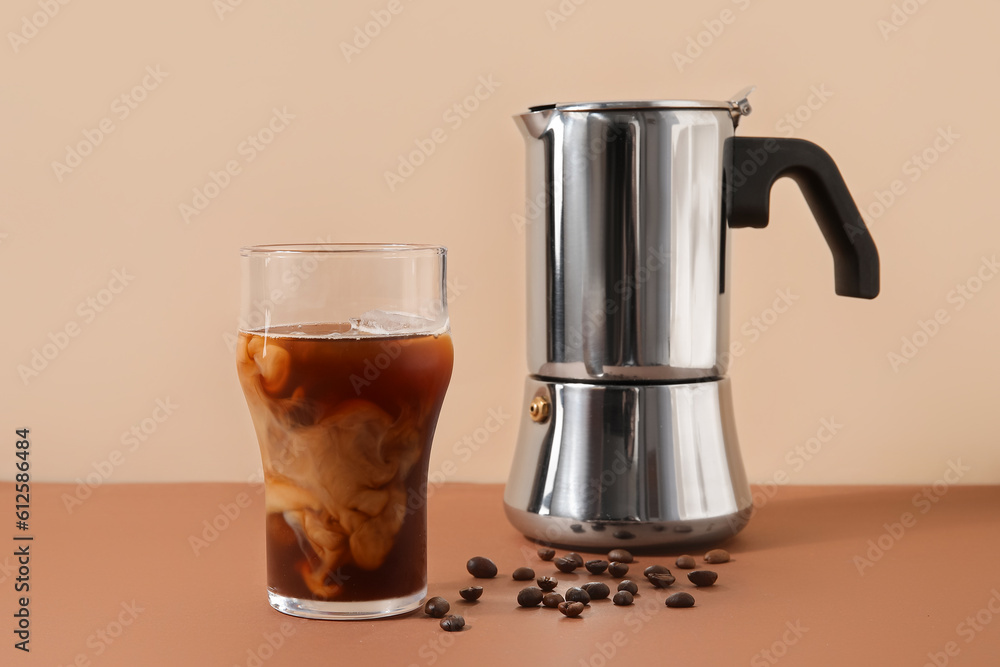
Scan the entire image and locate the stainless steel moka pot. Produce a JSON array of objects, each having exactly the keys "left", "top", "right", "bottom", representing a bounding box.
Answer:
[{"left": 504, "top": 88, "right": 879, "bottom": 548}]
